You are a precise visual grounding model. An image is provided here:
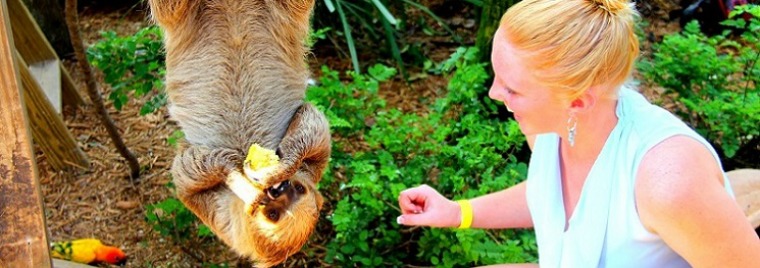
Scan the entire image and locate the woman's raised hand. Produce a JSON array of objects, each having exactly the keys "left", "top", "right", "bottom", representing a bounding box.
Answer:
[{"left": 397, "top": 184, "right": 461, "bottom": 228}]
